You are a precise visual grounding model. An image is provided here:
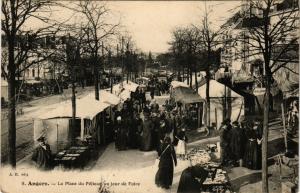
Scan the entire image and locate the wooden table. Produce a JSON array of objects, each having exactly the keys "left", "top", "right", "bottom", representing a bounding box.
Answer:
[{"left": 55, "top": 146, "right": 90, "bottom": 169}]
